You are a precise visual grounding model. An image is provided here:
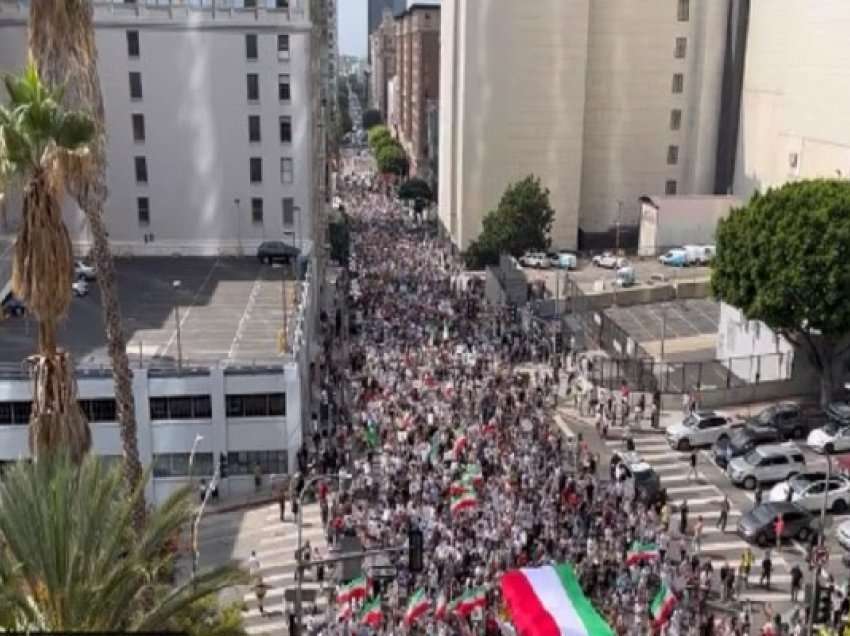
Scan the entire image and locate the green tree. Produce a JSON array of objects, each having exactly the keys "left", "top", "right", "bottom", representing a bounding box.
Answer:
[
  {"left": 329, "top": 212, "right": 351, "bottom": 267},
  {"left": 0, "top": 62, "right": 94, "bottom": 464},
  {"left": 464, "top": 175, "right": 555, "bottom": 268},
  {"left": 0, "top": 451, "right": 246, "bottom": 632},
  {"left": 168, "top": 597, "right": 246, "bottom": 636},
  {"left": 367, "top": 124, "right": 391, "bottom": 150},
  {"left": 362, "top": 108, "right": 382, "bottom": 131},
  {"left": 711, "top": 179, "right": 850, "bottom": 404},
  {"left": 375, "top": 142, "right": 408, "bottom": 176},
  {"left": 398, "top": 177, "right": 432, "bottom": 201}
]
